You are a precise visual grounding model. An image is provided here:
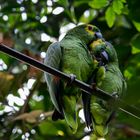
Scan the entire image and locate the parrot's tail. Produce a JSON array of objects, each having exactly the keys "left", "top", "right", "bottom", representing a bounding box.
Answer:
[
  {"left": 52, "top": 109, "right": 64, "bottom": 121},
  {"left": 82, "top": 92, "right": 93, "bottom": 129}
]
